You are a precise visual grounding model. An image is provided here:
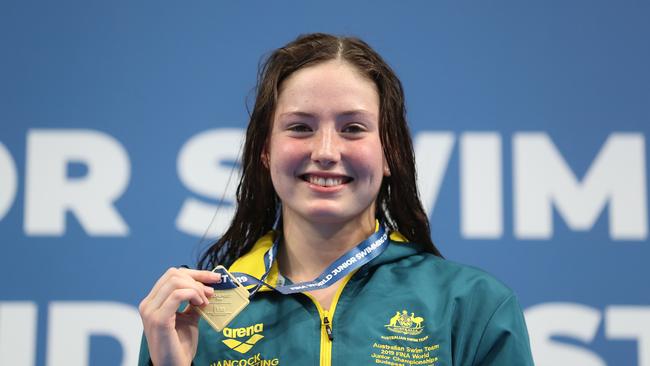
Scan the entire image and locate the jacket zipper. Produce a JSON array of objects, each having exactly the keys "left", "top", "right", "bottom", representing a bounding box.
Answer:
[
  {"left": 304, "top": 272, "right": 357, "bottom": 366},
  {"left": 320, "top": 310, "right": 333, "bottom": 366},
  {"left": 323, "top": 316, "right": 333, "bottom": 341}
]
